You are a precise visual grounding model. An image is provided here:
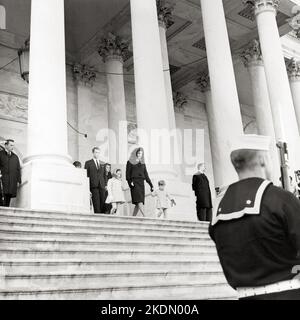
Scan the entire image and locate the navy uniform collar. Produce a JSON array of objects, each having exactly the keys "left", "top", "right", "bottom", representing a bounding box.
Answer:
[{"left": 211, "top": 178, "right": 272, "bottom": 226}]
